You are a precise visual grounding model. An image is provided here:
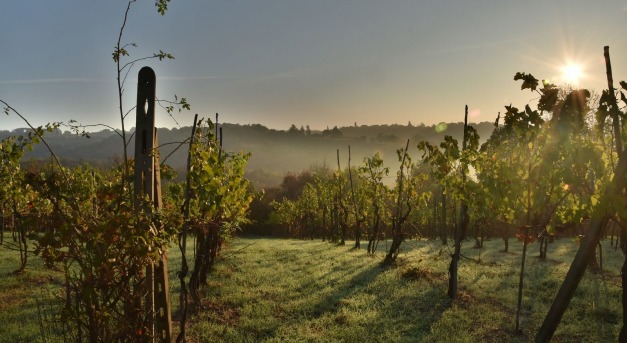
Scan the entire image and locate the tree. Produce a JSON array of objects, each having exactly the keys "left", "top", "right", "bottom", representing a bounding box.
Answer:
[
  {"left": 347, "top": 146, "right": 366, "bottom": 249},
  {"left": 384, "top": 140, "right": 414, "bottom": 263},
  {"left": 288, "top": 124, "right": 299, "bottom": 134},
  {"left": 418, "top": 109, "right": 480, "bottom": 298},
  {"left": 358, "top": 153, "right": 390, "bottom": 254},
  {"left": 312, "top": 166, "right": 334, "bottom": 241}
]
